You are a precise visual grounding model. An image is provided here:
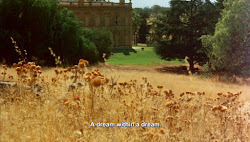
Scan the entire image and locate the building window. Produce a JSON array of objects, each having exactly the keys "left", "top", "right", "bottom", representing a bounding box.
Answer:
[
  {"left": 115, "top": 15, "right": 119, "bottom": 25},
  {"left": 96, "top": 15, "right": 100, "bottom": 26},
  {"left": 85, "top": 14, "right": 89, "bottom": 26},
  {"left": 105, "top": 14, "right": 109, "bottom": 26}
]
